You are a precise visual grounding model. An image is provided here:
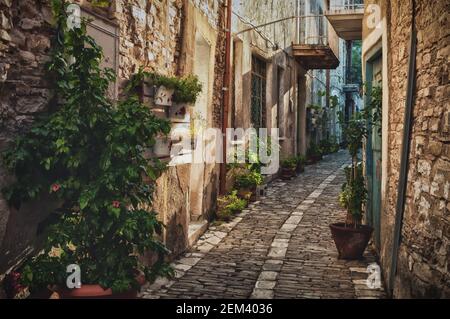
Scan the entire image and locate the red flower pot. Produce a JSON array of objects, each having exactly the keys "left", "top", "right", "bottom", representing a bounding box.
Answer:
[
  {"left": 59, "top": 285, "right": 137, "bottom": 299},
  {"left": 329, "top": 223, "right": 373, "bottom": 260}
]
